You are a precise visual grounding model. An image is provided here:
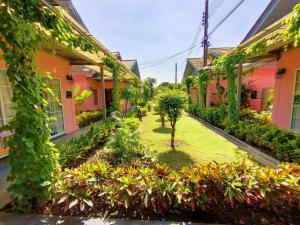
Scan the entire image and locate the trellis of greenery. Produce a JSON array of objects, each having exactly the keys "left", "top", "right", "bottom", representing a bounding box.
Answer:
[
  {"left": 183, "top": 76, "right": 193, "bottom": 104},
  {"left": 223, "top": 50, "right": 246, "bottom": 122},
  {"left": 103, "top": 57, "right": 121, "bottom": 112},
  {"left": 284, "top": 3, "right": 300, "bottom": 47},
  {"left": 196, "top": 70, "right": 210, "bottom": 108},
  {"left": 0, "top": 0, "right": 98, "bottom": 212}
]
